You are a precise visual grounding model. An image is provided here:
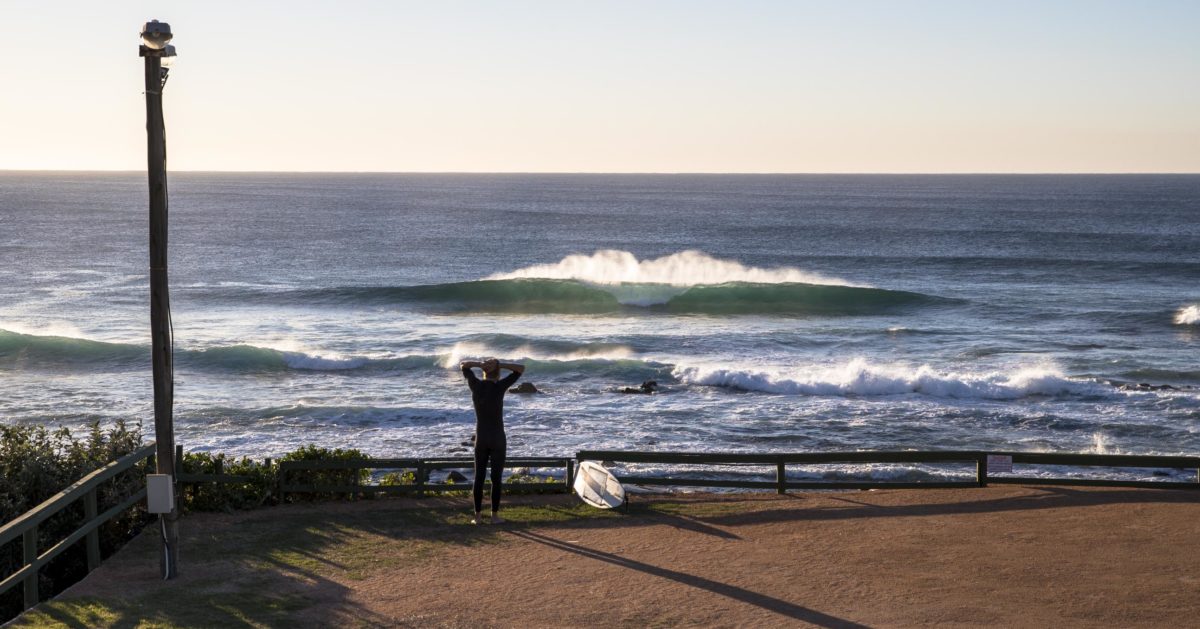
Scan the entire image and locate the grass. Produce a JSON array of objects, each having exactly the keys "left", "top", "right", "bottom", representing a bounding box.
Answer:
[
  {"left": 640, "top": 499, "right": 752, "bottom": 518},
  {"left": 8, "top": 495, "right": 633, "bottom": 628}
]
